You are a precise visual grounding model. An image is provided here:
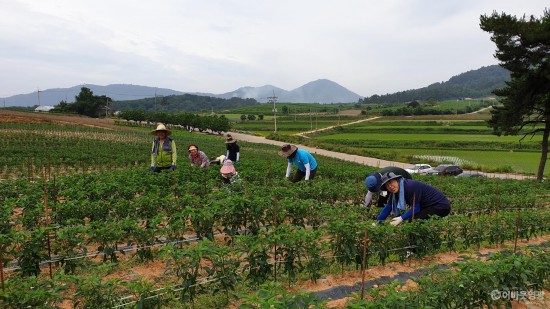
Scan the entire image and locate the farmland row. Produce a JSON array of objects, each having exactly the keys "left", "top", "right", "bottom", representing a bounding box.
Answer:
[
  {"left": 2, "top": 204, "right": 548, "bottom": 307},
  {"left": 0, "top": 162, "right": 549, "bottom": 308},
  {"left": 0, "top": 118, "right": 548, "bottom": 308}
]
